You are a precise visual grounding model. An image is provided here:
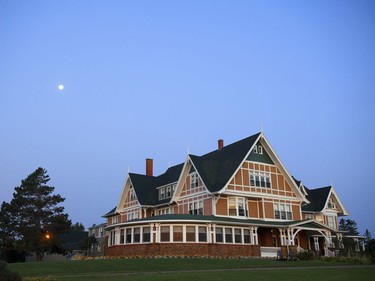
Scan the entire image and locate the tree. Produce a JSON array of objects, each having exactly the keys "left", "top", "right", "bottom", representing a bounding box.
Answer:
[
  {"left": 71, "top": 222, "right": 85, "bottom": 232},
  {"left": 0, "top": 167, "right": 71, "bottom": 261},
  {"left": 339, "top": 218, "right": 359, "bottom": 235},
  {"left": 364, "top": 229, "right": 372, "bottom": 249}
]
